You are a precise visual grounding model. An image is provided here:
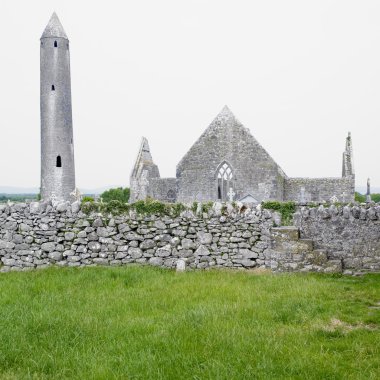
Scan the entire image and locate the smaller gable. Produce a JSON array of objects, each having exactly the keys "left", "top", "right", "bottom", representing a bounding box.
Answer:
[{"left": 238, "top": 194, "right": 258, "bottom": 203}]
